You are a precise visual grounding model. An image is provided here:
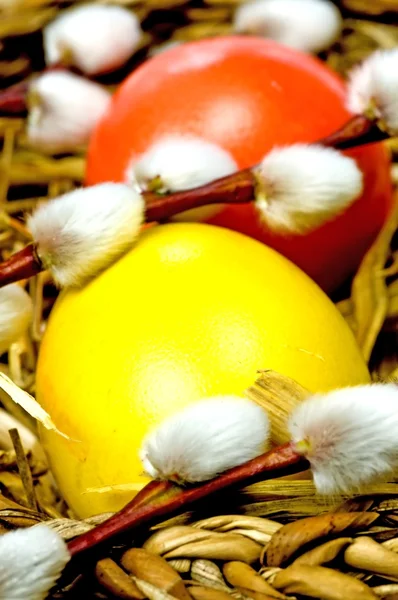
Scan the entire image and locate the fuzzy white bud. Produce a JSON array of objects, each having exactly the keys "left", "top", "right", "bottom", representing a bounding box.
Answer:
[
  {"left": 28, "top": 183, "right": 145, "bottom": 288},
  {"left": 140, "top": 396, "right": 269, "bottom": 484},
  {"left": 0, "top": 284, "right": 32, "bottom": 355},
  {"left": 234, "top": 0, "right": 342, "bottom": 54},
  {"left": 254, "top": 144, "right": 363, "bottom": 234},
  {"left": 126, "top": 135, "right": 237, "bottom": 221},
  {"left": 26, "top": 71, "right": 111, "bottom": 154},
  {"left": 289, "top": 384, "right": 398, "bottom": 495},
  {"left": 44, "top": 4, "right": 142, "bottom": 75},
  {"left": 0, "top": 524, "right": 70, "bottom": 600},
  {"left": 347, "top": 48, "right": 398, "bottom": 136}
]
